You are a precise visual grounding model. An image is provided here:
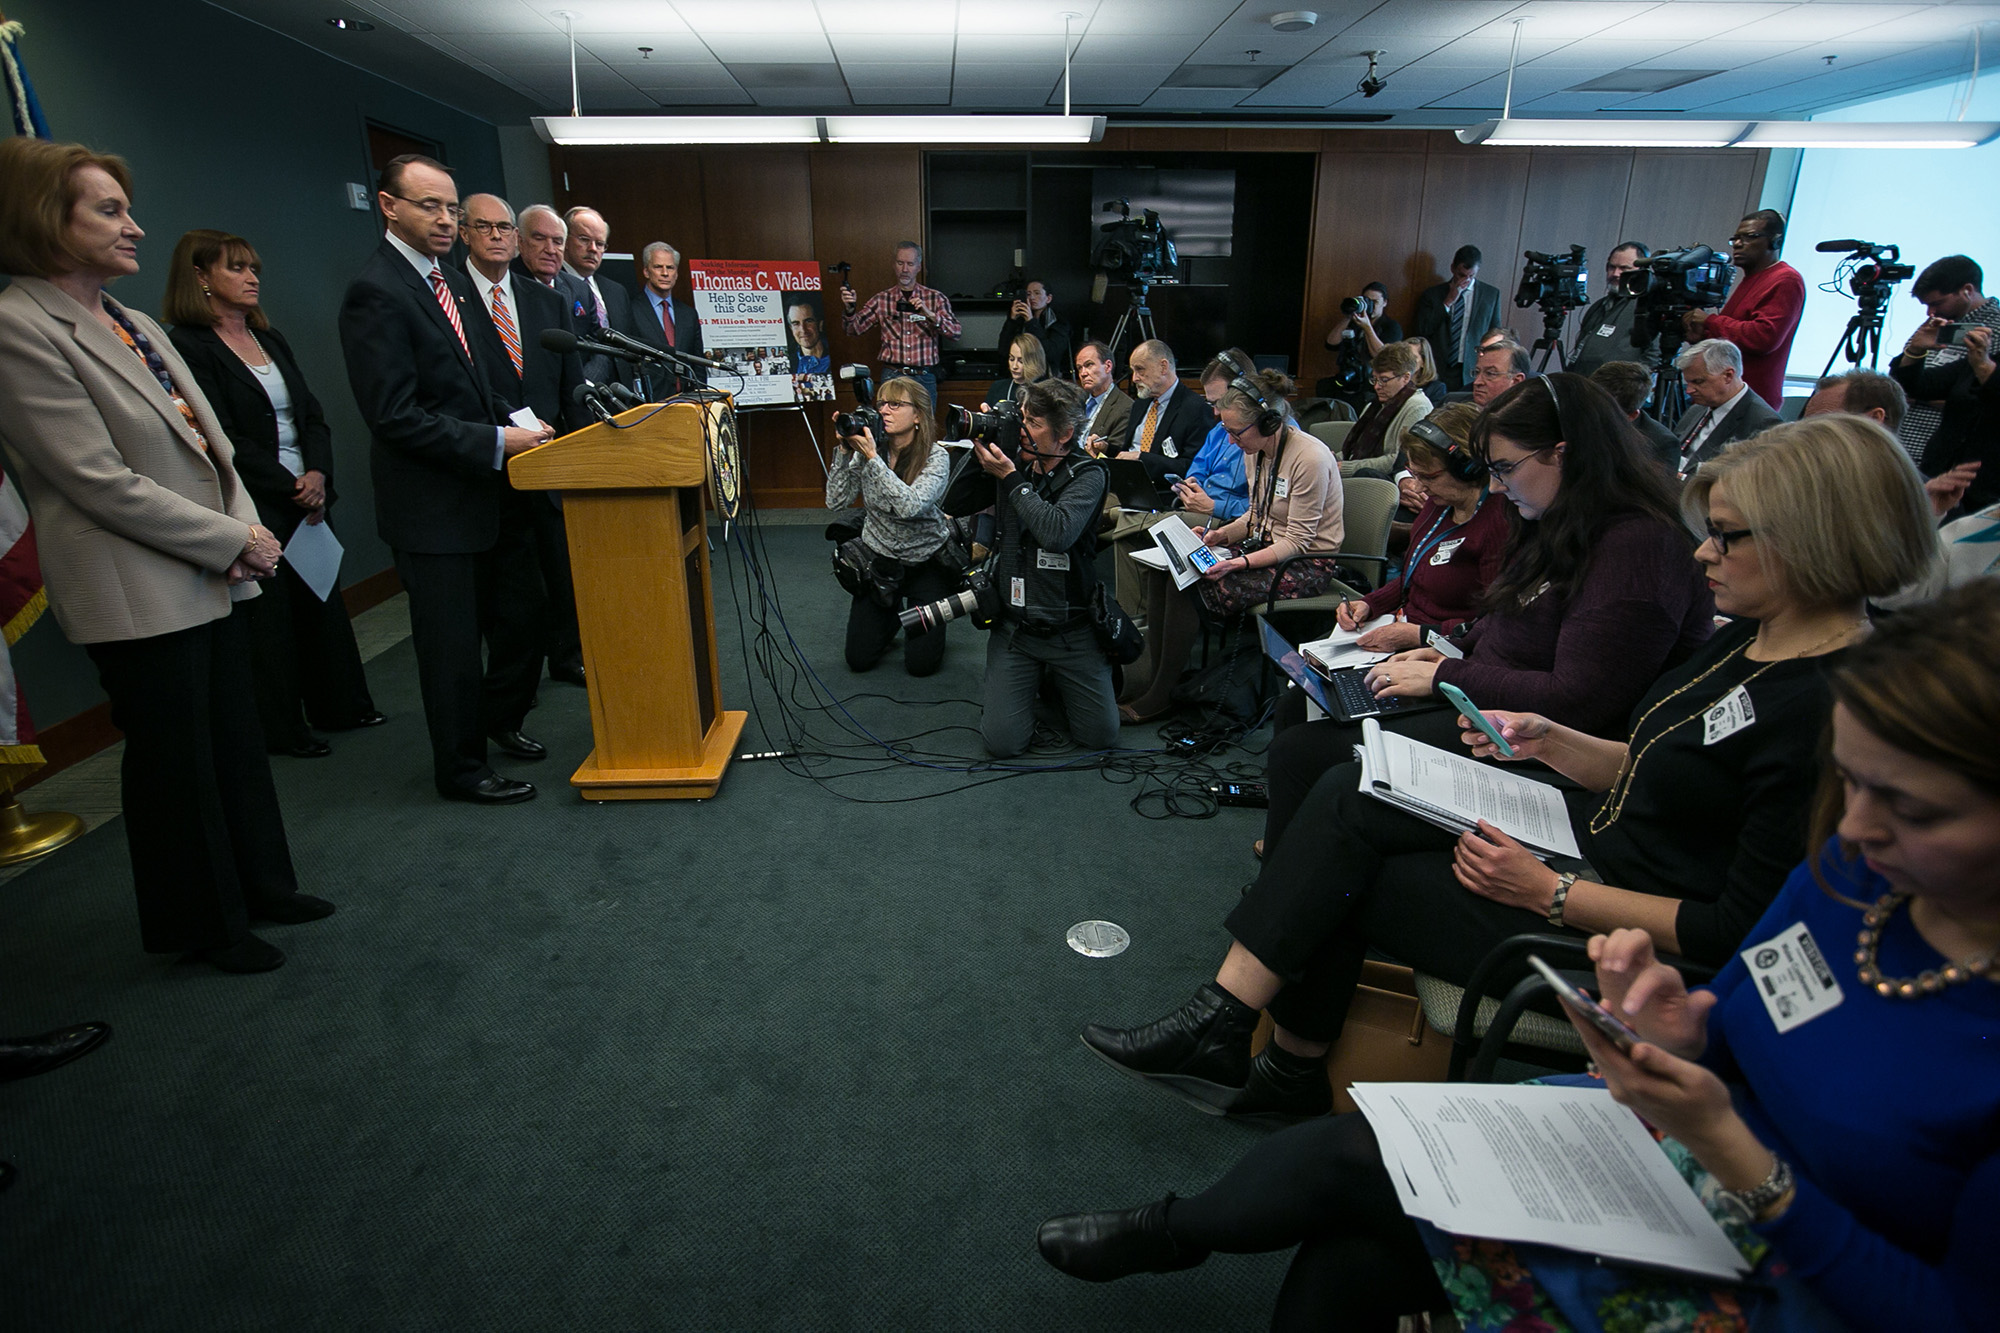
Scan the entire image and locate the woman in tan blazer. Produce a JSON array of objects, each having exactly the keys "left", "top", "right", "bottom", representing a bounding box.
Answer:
[{"left": 0, "top": 137, "right": 332, "bottom": 973}]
